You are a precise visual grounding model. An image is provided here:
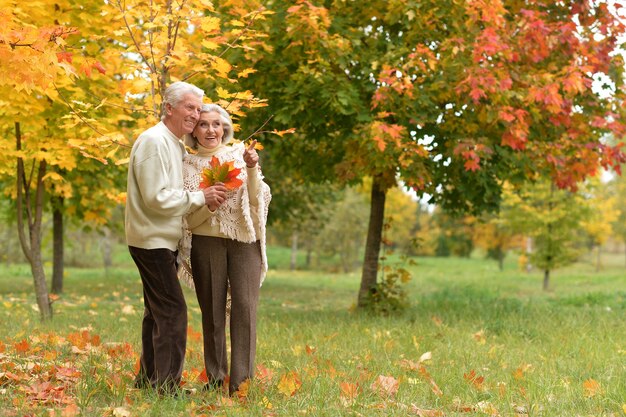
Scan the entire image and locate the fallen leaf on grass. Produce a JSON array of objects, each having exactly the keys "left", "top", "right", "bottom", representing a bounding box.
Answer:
[
  {"left": 23, "top": 381, "right": 70, "bottom": 405},
  {"left": 416, "top": 366, "right": 443, "bottom": 397},
  {"left": 476, "top": 400, "right": 499, "bottom": 415},
  {"left": 236, "top": 379, "right": 250, "bottom": 399},
  {"left": 339, "top": 381, "right": 359, "bottom": 406},
  {"left": 61, "top": 403, "right": 80, "bottom": 417},
  {"left": 513, "top": 405, "right": 528, "bottom": 415},
  {"left": 13, "top": 339, "right": 30, "bottom": 354},
  {"left": 217, "top": 395, "right": 236, "bottom": 407},
  {"left": 513, "top": 364, "right": 533, "bottom": 380},
  {"left": 370, "top": 375, "right": 399, "bottom": 398},
  {"left": 121, "top": 305, "right": 135, "bottom": 315},
  {"left": 410, "top": 405, "right": 444, "bottom": 416},
  {"left": 54, "top": 366, "right": 82, "bottom": 382},
  {"left": 261, "top": 396, "right": 273, "bottom": 409},
  {"left": 473, "top": 329, "right": 486, "bottom": 345},
  {"left": 431, "top": 316, "right": 443, "bottom": 326},
  {"left": 196, "top": 368, "right": 209, "bottom": 384},
  {"left": 464, "top": 369, "right": 485, "bottom": 390},
  {"left": 277, "top": 371, "right": 302, "bottom": 397},
  {"left": 113, "top": 406, "right": 131, "bottom": 417},
  {"left": 583, "top": 378, "right": 601, "bottom": 397},
  {"left": 256, "top": 363, "right": 275, "bottom": 387},
  {"left": 419, "top": 351, "right": 432, "bottom": 363}
]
